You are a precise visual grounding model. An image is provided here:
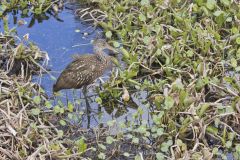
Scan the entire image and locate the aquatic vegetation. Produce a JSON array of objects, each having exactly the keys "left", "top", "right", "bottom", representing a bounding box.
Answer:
[
  {"left": 0, "top": 0, "right": 63, "bottom": 17},
  {"left": 76, "top": 0, "right": 240, "bottom": 159},
  {"left": 1, "top": 0, "right": 240, "bottom": 159}
]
